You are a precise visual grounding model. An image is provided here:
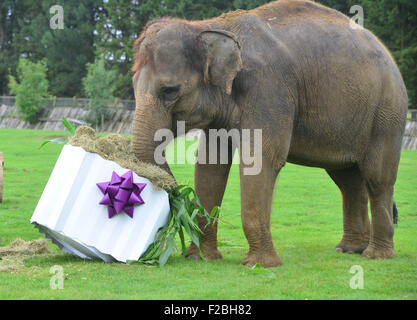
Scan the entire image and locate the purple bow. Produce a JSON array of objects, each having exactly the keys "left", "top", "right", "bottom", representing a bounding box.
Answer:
[{"left": 96, "top": 170, "right": 146, "bottom": 219}]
